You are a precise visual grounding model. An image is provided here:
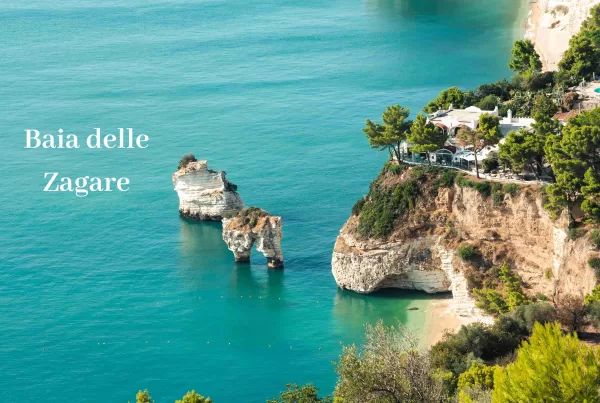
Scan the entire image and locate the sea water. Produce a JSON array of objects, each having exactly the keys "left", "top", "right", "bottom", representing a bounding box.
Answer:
[{"left": 0, "top": 0, "right": 526, "bottom": 401}]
